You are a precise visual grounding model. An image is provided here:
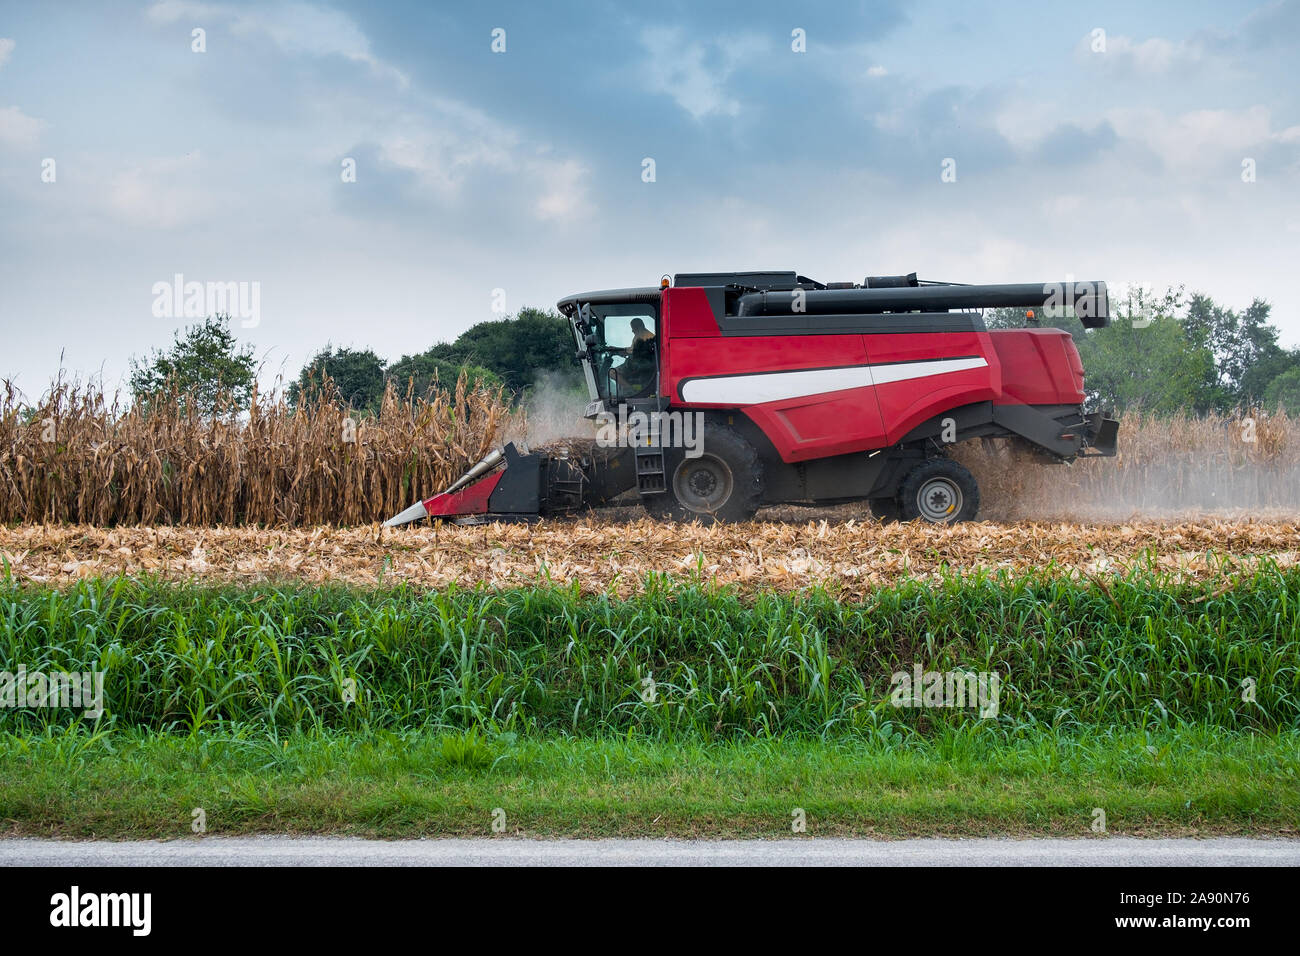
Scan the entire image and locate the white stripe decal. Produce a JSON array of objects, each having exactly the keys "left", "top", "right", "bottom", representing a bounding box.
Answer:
[
  {"left": 868, "top": 356, "right": 988, "bottom": 385},
  {"left": 680, "top": 357, "right": 988, "bottom": 405}
]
